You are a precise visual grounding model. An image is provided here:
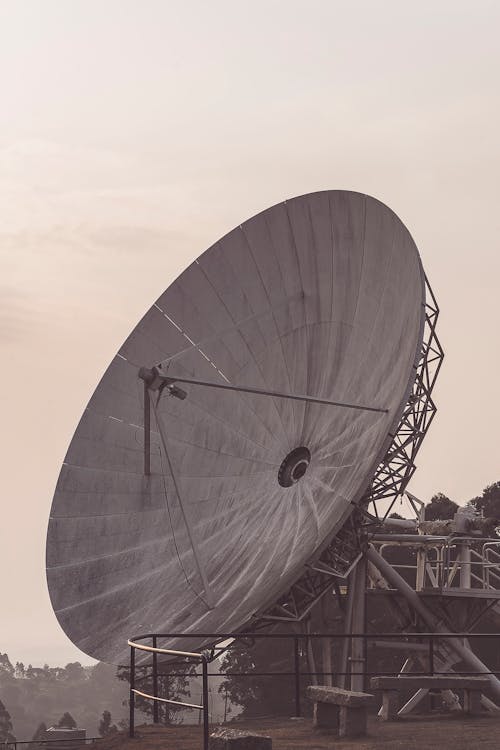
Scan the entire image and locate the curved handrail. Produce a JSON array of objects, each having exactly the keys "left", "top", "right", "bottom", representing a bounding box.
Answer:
[
  {"left": 132, "top": 687, "right": 203, "bottom": 710},
  {"left": 128, "top": 637, "right": 210, "bottom": 750},
  {"left": 127, "top": 639, "right": 204, "bottom": 660}
]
